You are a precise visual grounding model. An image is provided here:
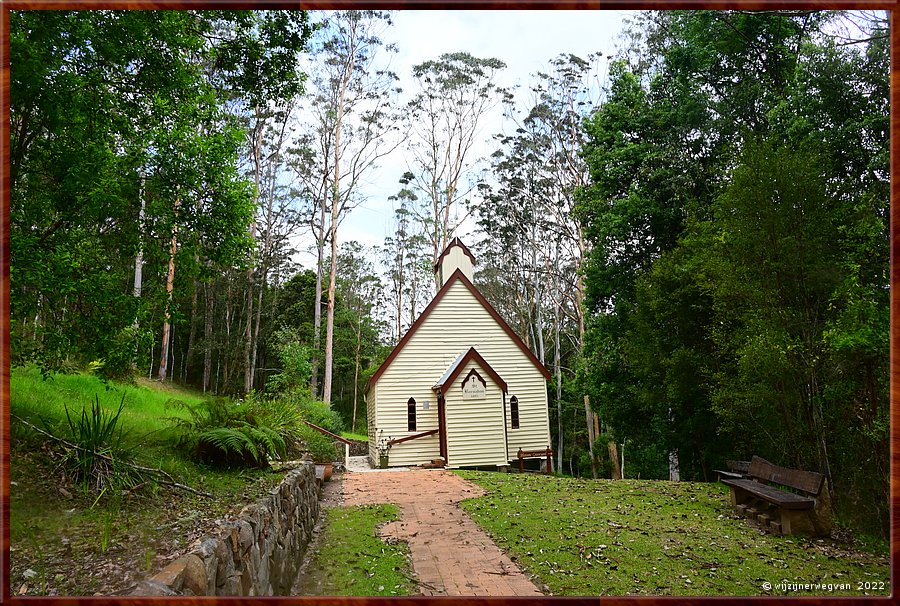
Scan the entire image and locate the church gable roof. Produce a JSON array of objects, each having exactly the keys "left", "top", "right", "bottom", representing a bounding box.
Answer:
[
  {"left": 433, "top": 347, "right": 508, "bottom": 393},
  {"left": 366, "top": 268, "right": 550, "bottom": 392}
]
